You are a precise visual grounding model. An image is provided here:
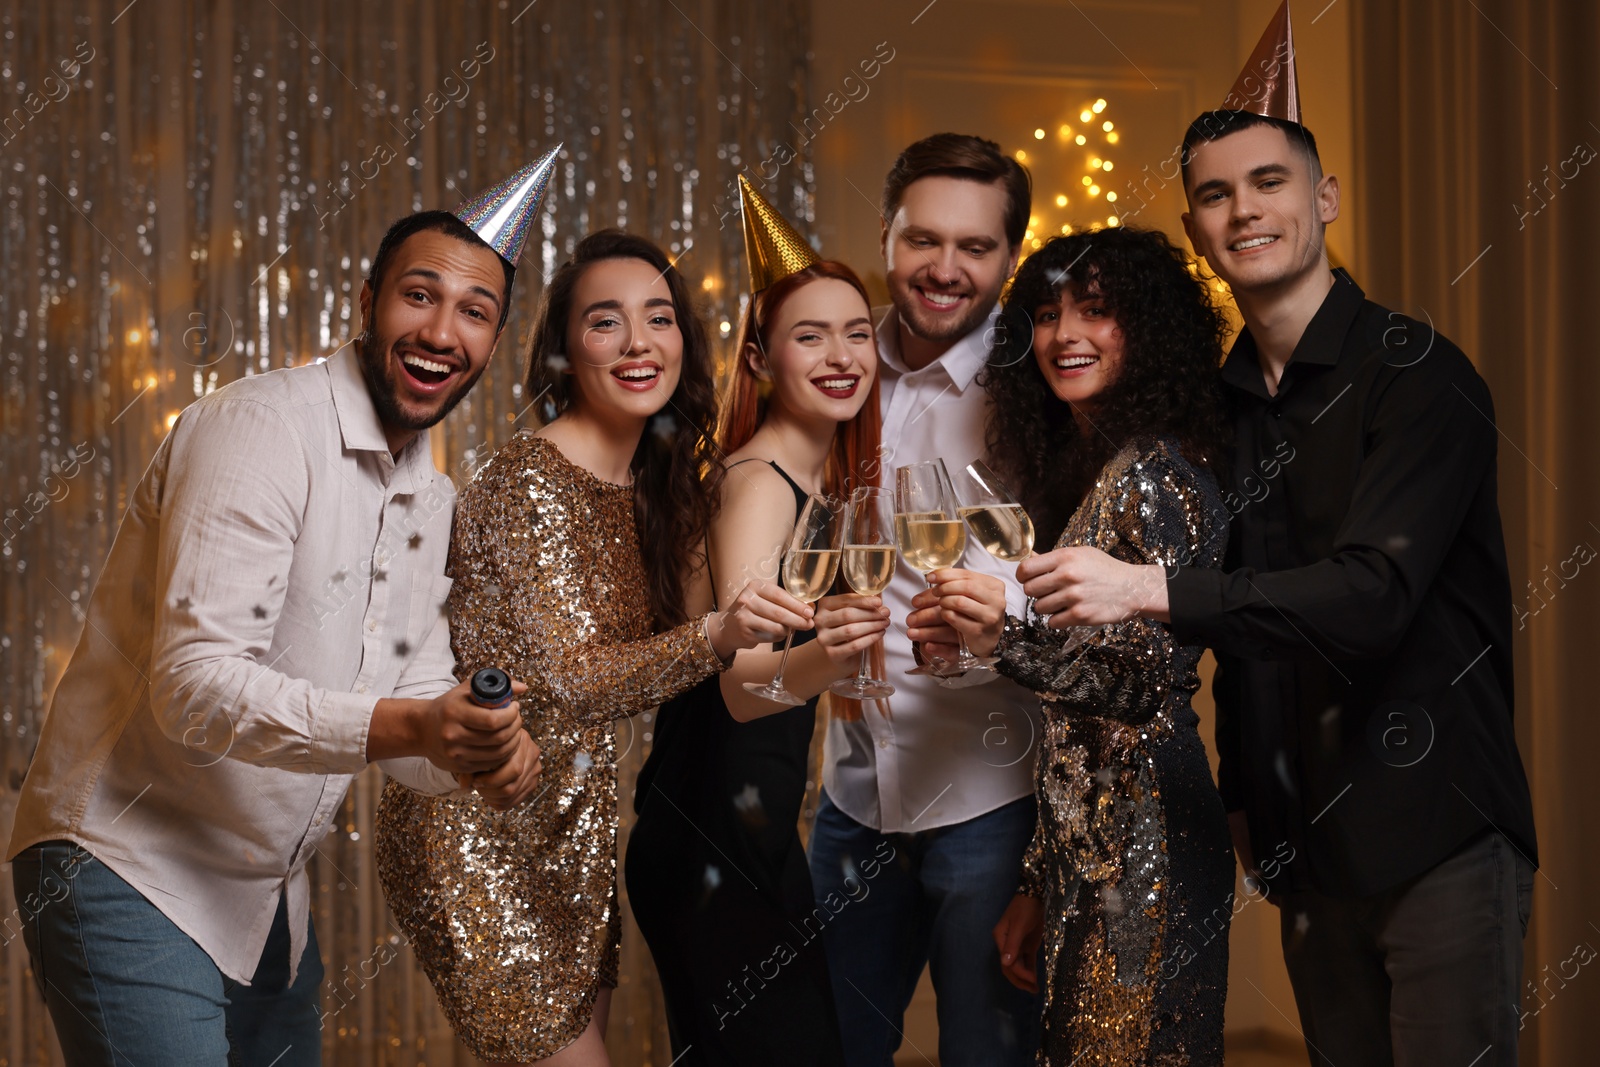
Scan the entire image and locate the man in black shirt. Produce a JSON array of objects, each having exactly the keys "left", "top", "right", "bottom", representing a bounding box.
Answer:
[{"left": 1019, "top": 110, "right": 1538, "bottom": 1066}]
